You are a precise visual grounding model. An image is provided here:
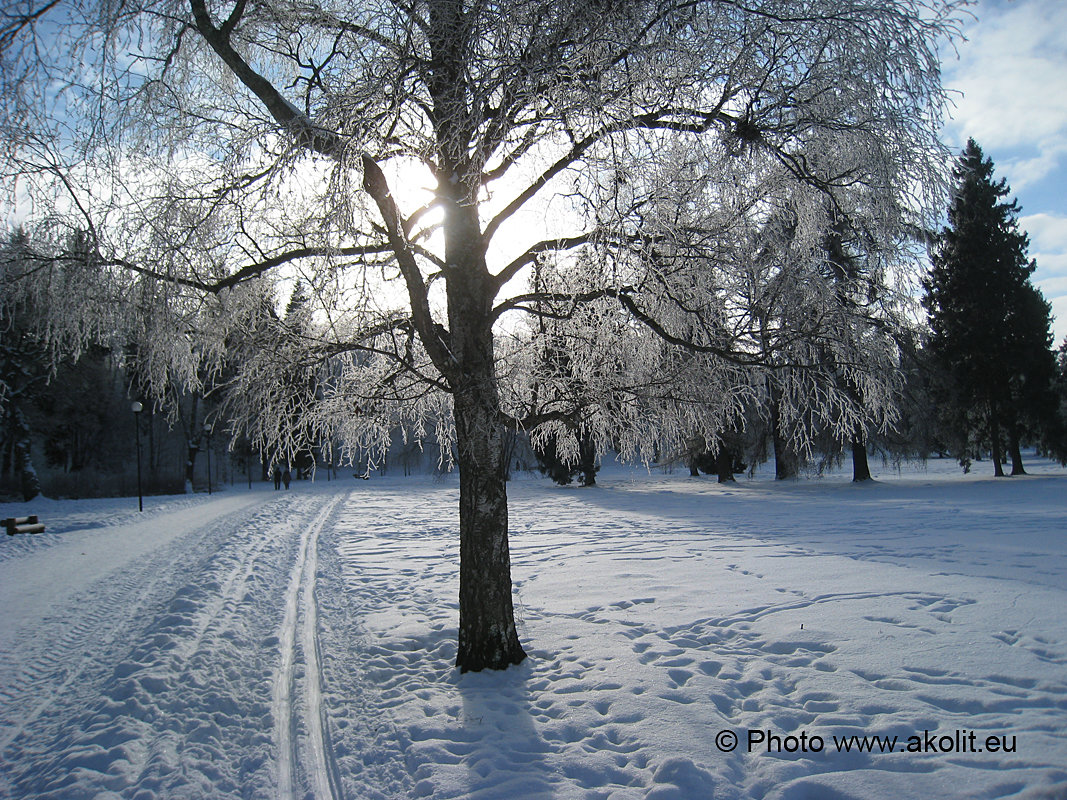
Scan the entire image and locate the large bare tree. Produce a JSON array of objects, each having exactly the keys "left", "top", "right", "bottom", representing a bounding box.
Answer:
[{"left": 1, "top": 0, "right": 961, "bottom": 670}]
